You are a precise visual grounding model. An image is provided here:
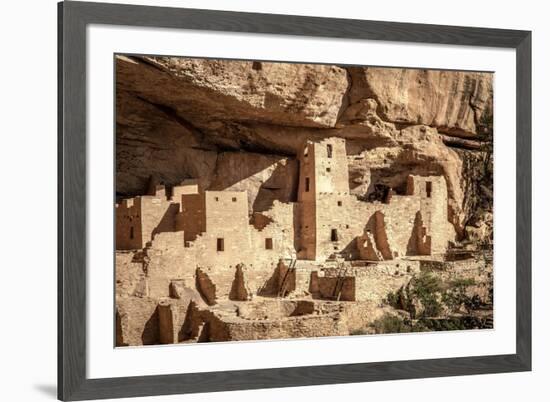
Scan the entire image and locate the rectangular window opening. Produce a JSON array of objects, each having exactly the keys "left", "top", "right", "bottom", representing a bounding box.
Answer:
[
  {"left": 337, "top": 200, "right": 342, "bottom": 206},
  {"left": 426, "top": 181, "right": 432, "bottom": 198},
  {"left": 331, "top": 229, "right": 338, "bottom": 242},
  {"left": 265, "top": 238, "right": 273, "bottom": 250},
  {"left": 232, "top": 197, "right": 237, "bottom": 202},
  {"left": 216, "top": 238, "right": 224, "bottom": 252},
  {"left": 327, "top": 144, "right": 333, "bottom": 158},
  {"left": 129, "top": 226, "right": 134, "bottom": 239},
  {"left": 305, "top": 177, "right": 310, "bottom": 192}
]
